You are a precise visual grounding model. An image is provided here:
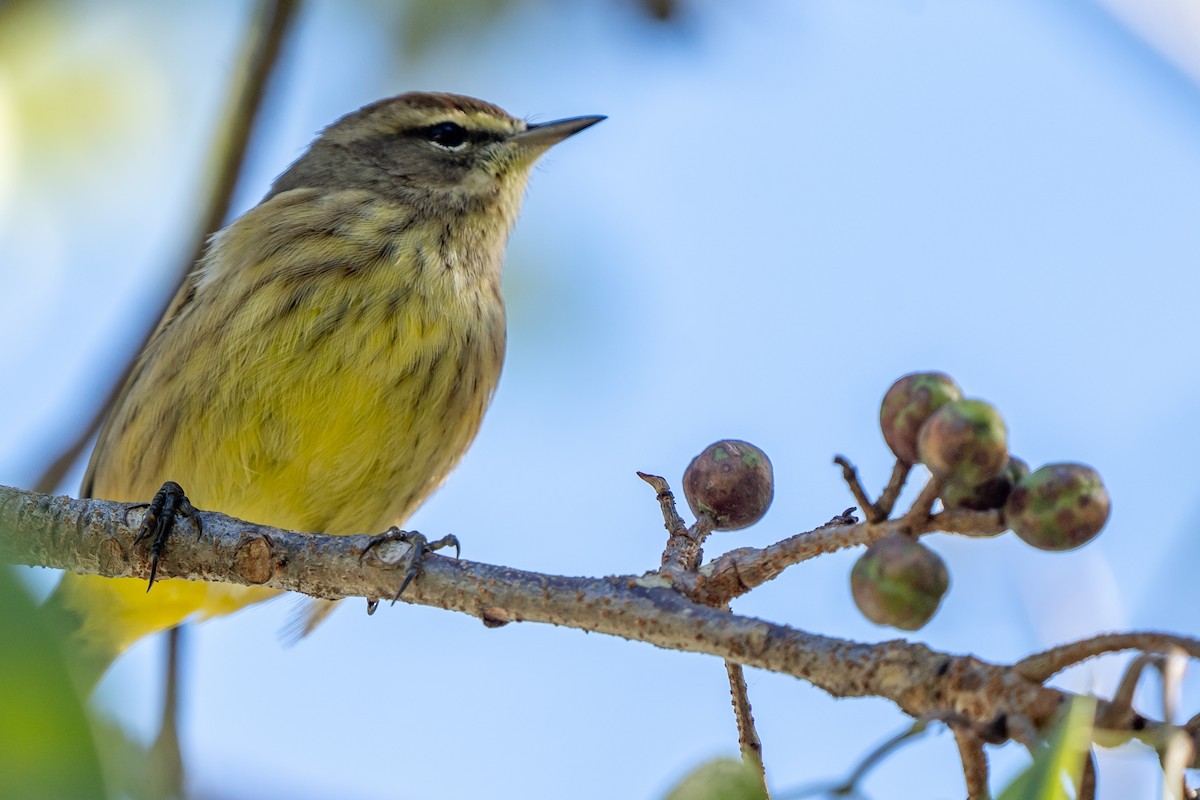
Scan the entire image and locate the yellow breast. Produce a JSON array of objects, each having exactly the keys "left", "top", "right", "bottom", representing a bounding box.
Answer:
[{"left": 62, "top": 189, "right": 507, "bottom": 655}]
